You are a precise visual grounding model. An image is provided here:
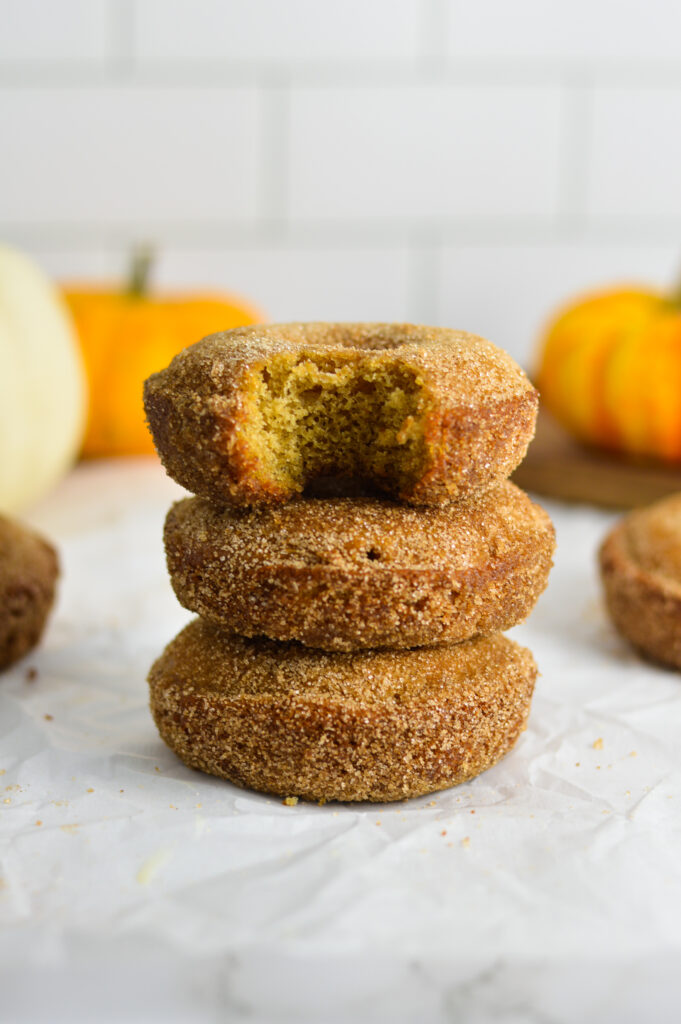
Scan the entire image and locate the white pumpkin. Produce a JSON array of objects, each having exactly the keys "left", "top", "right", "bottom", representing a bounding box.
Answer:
[{"left": 0, "top": 245, "right": 87, "bottom": 513}]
